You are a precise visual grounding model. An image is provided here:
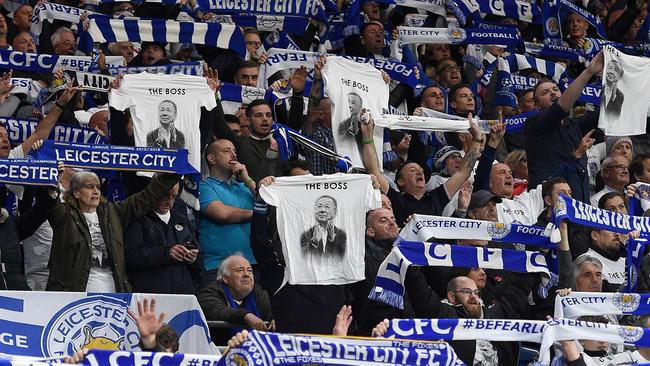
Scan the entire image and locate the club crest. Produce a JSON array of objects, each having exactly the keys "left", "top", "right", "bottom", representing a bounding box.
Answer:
[
  {"left": 487, "top": 222, "right": 511, "bottom": 240},
  {"left": 618, "top": 325, "right": 644, "bottom": 343},
  {"left": 613, "top": 293, "right": 641, "bottom": 313},
  {"left": 447, "top": 28, "right": 467, "bottom": 43}
]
